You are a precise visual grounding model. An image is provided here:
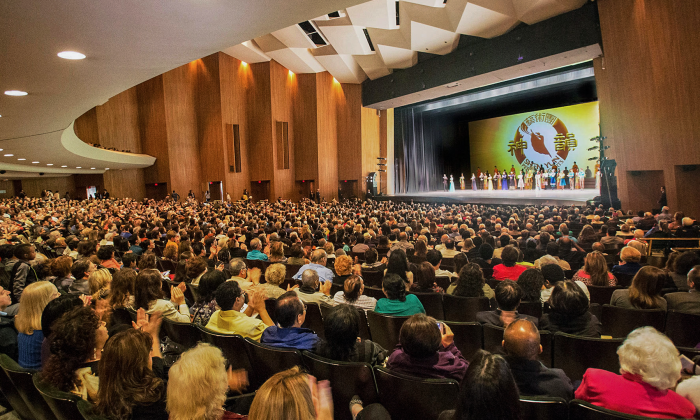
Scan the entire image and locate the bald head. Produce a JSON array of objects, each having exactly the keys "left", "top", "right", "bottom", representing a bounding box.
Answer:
[
  {"left": 310, "top": 249, "right": 327, "bottom": 264},
  {"left": 301, "top": 269, "right": 320, "bottom": 289},
  {"left": 503, "top": 319, "right": 541, "bottom": 360}
]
